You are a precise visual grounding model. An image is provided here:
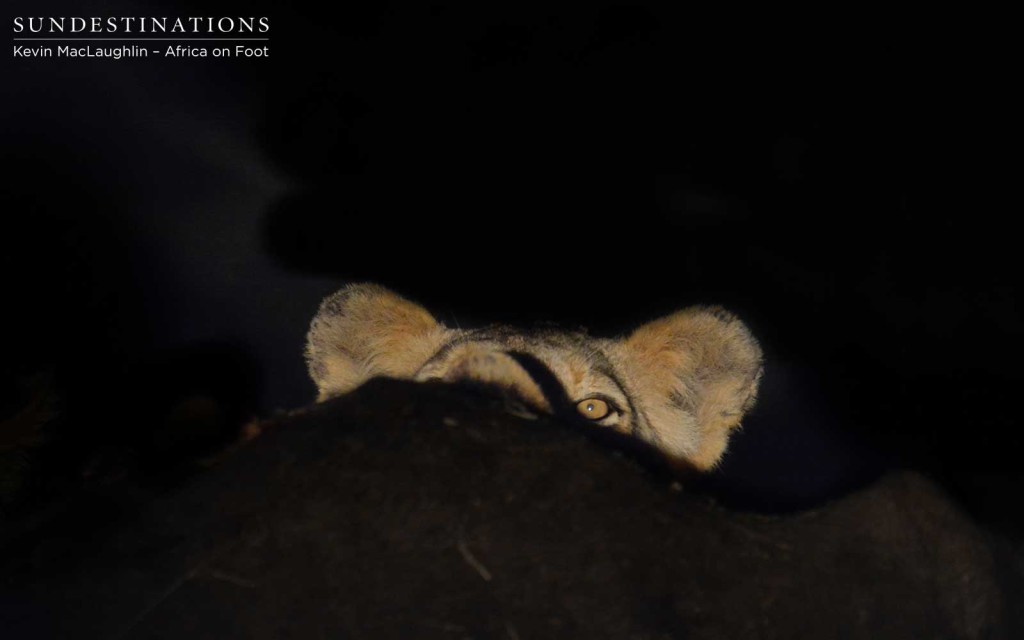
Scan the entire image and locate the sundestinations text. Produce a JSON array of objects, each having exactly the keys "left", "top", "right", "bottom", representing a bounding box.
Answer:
[{"left": 12, "top": 17, "right": 270, "bottom": 34}]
